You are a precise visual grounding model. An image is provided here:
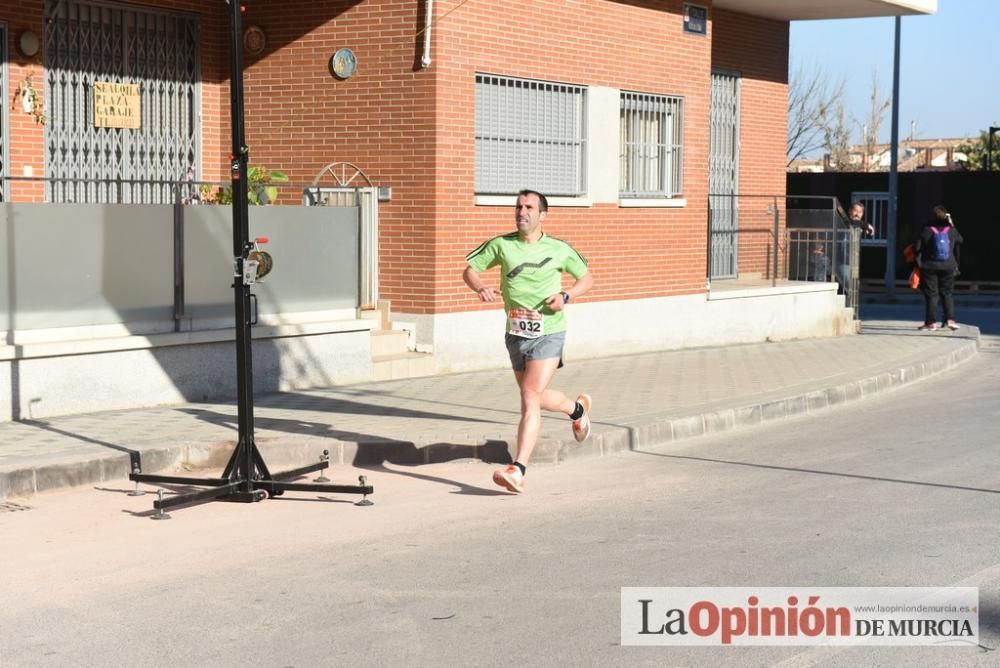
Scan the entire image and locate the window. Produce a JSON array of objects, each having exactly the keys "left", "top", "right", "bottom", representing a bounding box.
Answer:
[
  {"left": 620, "top": 92, "right": 683, "bottom": 198},
  {"left": 475, "top": 74, "right": 587, "bottom": 196}
]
